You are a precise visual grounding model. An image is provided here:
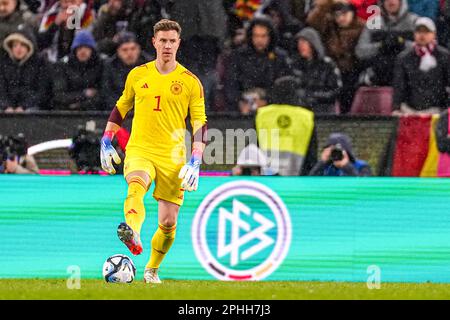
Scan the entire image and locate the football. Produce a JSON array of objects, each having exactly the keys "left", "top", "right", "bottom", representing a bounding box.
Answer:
[{"left": 102, "top": 254, "right": 136, "bottom": 283}]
